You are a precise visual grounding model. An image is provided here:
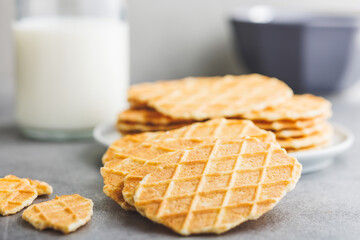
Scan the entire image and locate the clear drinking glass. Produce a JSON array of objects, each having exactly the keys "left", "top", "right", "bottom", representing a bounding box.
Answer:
[{"left": 13, "top": 0, "right": 128, "bottom": 140}]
